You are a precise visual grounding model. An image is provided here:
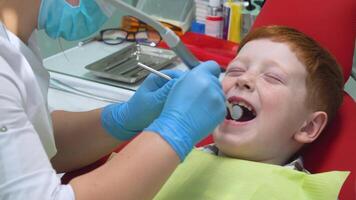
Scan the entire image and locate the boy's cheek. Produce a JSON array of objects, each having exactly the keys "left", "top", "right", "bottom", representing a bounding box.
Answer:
[{"left": 221, "top": 78, "right": 232, "bottom": 94}]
